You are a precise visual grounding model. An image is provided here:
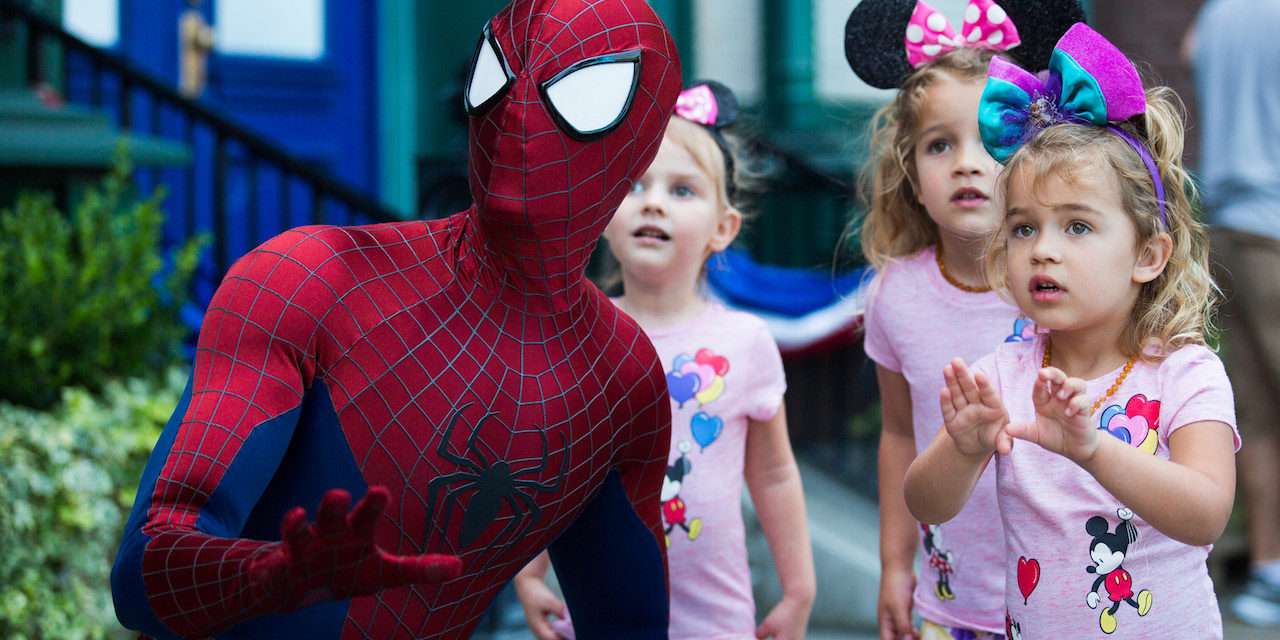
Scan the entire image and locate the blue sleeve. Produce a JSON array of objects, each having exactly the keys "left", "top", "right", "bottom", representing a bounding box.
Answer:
[
  {"left": 111, "top": 376, "right": 366, "bottom": 639},
  {"left": 548, "top": 469, "right": 668, "bottom": 639}
]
